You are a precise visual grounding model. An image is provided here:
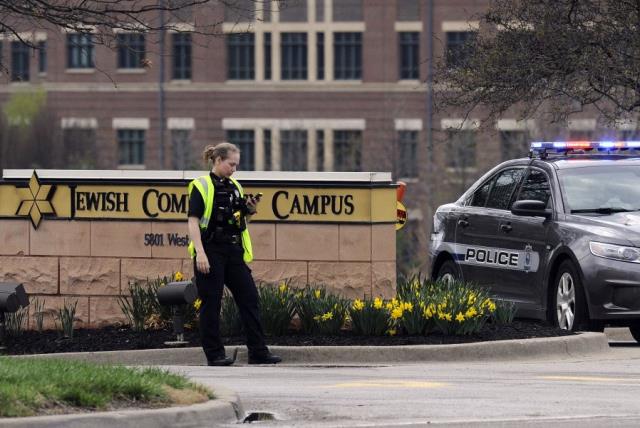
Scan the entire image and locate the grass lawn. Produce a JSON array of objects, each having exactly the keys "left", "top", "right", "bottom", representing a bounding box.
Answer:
[{"left": 0, "top": 357, "right": 213, "bottom": 417}]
